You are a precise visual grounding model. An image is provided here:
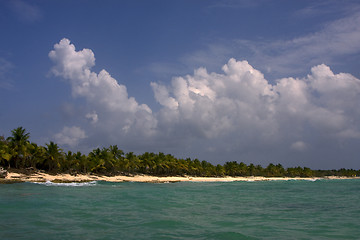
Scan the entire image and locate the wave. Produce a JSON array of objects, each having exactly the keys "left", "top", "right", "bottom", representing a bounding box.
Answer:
[
  {"left": 285, "top": 178, "right": 320, "bottom": 182},
  {"left": 32, "top": 180, "right": 98, "bottom": 187},
  {"left": 304, "top": 178, "right": 319, "bottom": 182}
]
